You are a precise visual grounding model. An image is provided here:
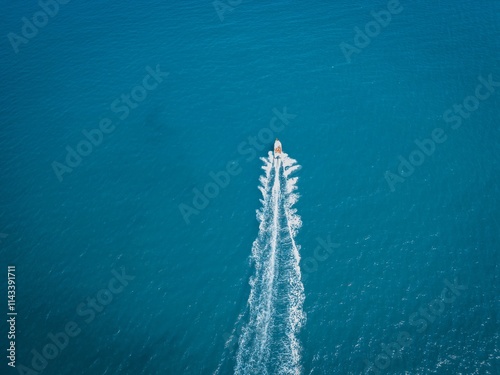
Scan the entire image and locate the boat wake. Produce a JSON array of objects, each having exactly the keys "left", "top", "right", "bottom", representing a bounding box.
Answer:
[{"left": 233, "top": 151, "right": 305, "bottom": 375}]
